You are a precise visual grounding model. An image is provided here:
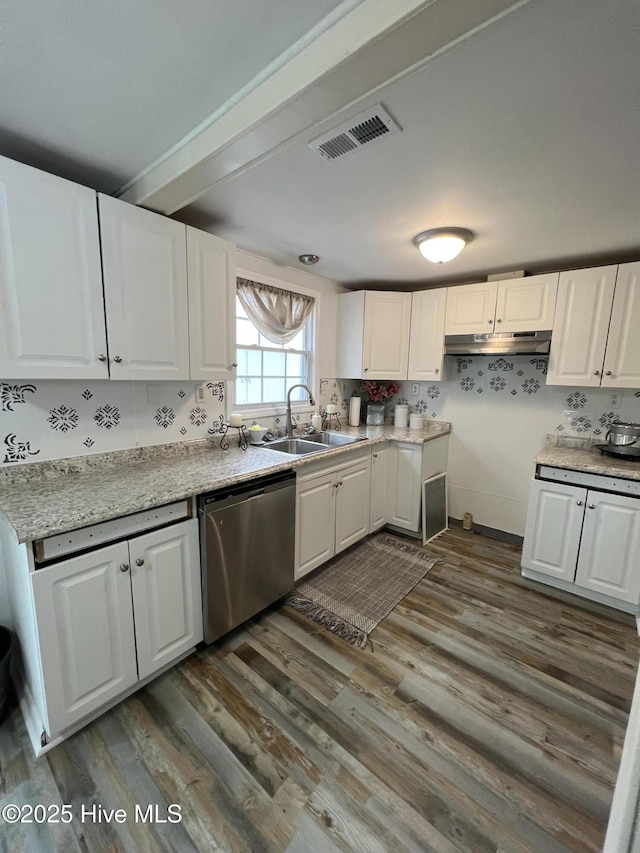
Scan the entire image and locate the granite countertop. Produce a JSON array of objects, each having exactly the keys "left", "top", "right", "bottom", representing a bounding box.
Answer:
[
  {"left": 535, "top": 436, "right": 640, "bottom": 481},
  {"left": 0, "top": 421, "right": 450, "bottom": 544}
]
